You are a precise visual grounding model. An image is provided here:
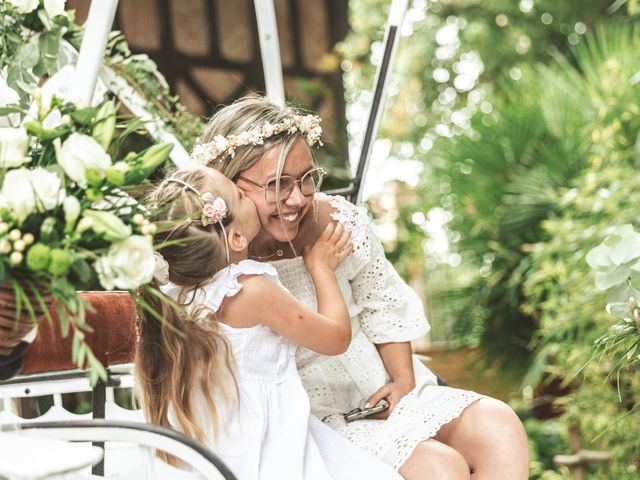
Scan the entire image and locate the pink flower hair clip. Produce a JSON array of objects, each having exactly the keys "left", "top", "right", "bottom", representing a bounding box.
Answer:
[{"left": 201, "top": 192, "right": 228, "bottom": 227}]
